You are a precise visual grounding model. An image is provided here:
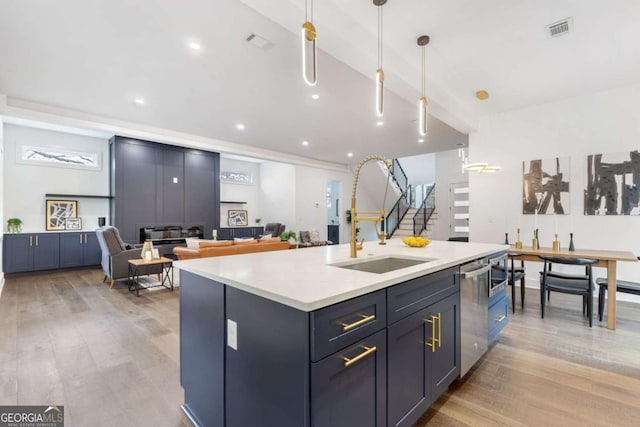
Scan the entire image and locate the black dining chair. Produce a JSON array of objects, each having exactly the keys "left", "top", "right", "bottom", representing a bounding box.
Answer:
[
  {"left": 539, "top": 256, "right": 599, "bottom": 327},
  {"left": 492, "top": 253, "right": 526, "bottom": 312},
  {"left": 596, "top": 256, "right": 640, "bottom": 321}
]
